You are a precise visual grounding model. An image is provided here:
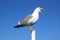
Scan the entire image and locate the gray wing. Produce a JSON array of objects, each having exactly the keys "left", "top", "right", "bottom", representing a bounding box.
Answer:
[
  {"left": 14, "top": 14, "right": 33, "bottom": 28},
  {"left": 20, "top": 14, "right": 33, "bottom": 25}
]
